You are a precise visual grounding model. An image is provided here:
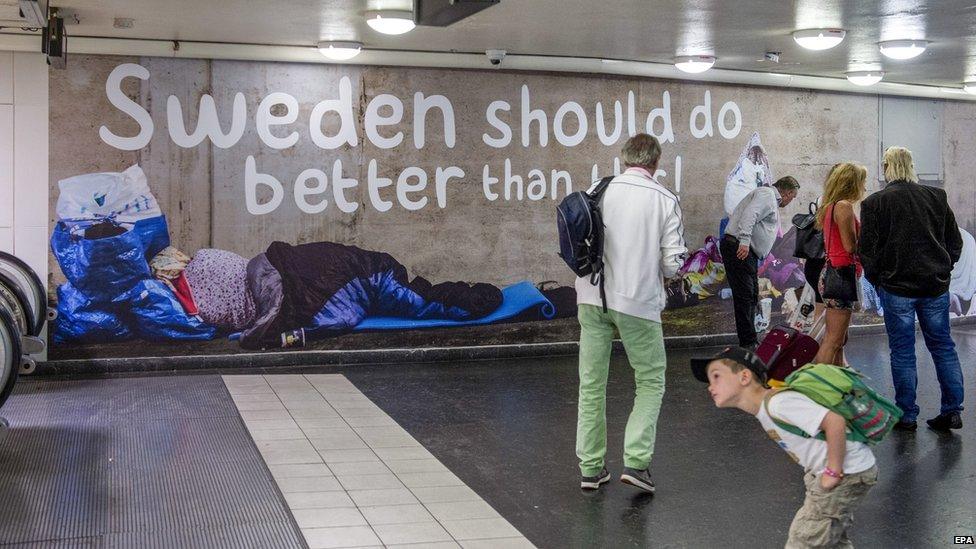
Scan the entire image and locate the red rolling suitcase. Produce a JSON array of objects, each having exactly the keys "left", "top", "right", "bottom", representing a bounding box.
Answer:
[{"left": 756, "top": 315, "right": 825, "bottom": 382}]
